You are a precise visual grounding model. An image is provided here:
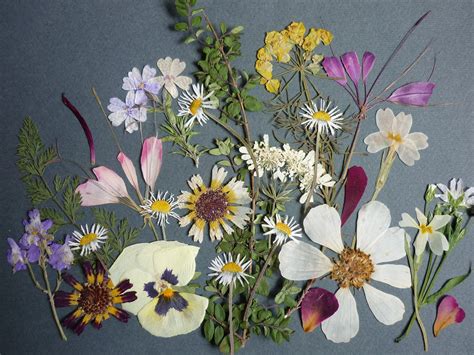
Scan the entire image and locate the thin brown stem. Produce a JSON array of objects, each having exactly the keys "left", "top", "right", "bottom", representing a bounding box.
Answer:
[{"left": 228, "top": 284, "right": 235, "bottom": 355}]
